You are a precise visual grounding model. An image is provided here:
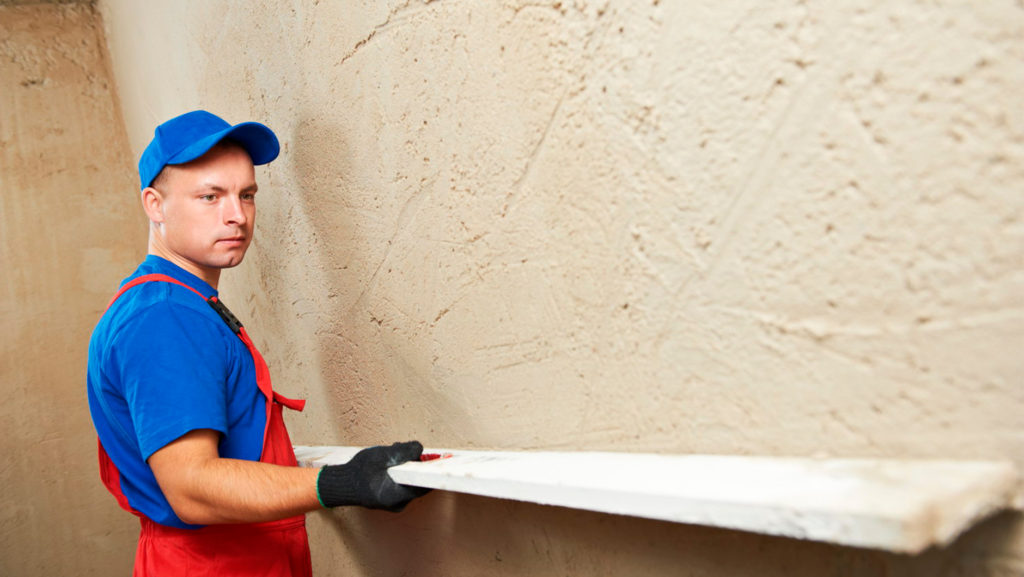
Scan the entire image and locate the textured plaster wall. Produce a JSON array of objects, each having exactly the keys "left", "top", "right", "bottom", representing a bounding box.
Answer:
[
  {"left": 0, "top": 4, "right": 143, "bottom": 575},
  {"left": 92, "top": 1, "right": 1023, "bottom": 576}
]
